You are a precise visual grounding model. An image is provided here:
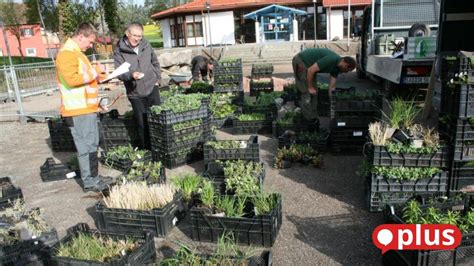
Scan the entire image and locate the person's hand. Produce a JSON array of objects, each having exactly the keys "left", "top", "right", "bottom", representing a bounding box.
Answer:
[
  {"left": 308, "top": 86, "right": 318, "bottom": 96},
  {"left": 132, "top": 72, "right": 144, "bottom": 80}
]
